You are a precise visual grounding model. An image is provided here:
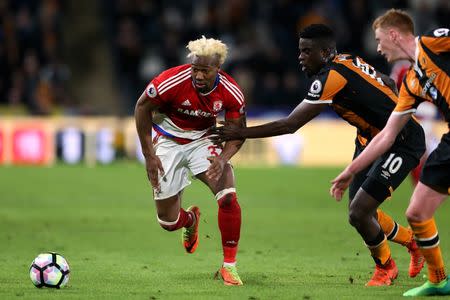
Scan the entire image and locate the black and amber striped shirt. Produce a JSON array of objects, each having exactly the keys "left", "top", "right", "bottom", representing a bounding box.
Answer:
[
  {"left": 394, "top": 28, "right": 450, "bottom": 129},
  {"left": 304, "top": 53, "right": 424, "bottom": 156}
]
